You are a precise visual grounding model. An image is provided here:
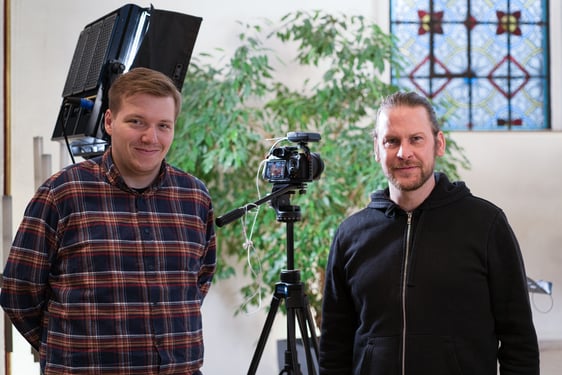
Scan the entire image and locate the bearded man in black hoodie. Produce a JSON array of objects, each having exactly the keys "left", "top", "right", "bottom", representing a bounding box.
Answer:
[{"left": 319, "top": 91, "right": 539, "bottom": 375}]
